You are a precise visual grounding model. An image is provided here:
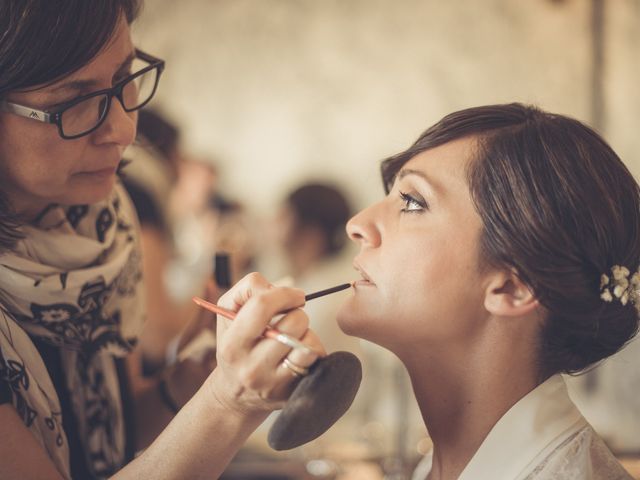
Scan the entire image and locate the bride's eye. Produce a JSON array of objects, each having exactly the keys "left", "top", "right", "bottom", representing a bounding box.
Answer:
[{"left": 399, "top": 191, "right": 428, "bottom": 213}]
